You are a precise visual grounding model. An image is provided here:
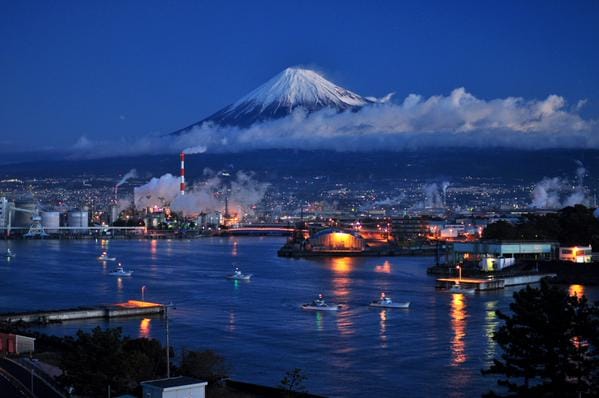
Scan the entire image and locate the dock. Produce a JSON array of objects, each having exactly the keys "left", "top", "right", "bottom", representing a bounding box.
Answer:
[
  {"left": 0, "top": 300, "right": 165, "bottom": 324},
  {"left": 436, "top": 273, "right": 556, "bottom": 291}
]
